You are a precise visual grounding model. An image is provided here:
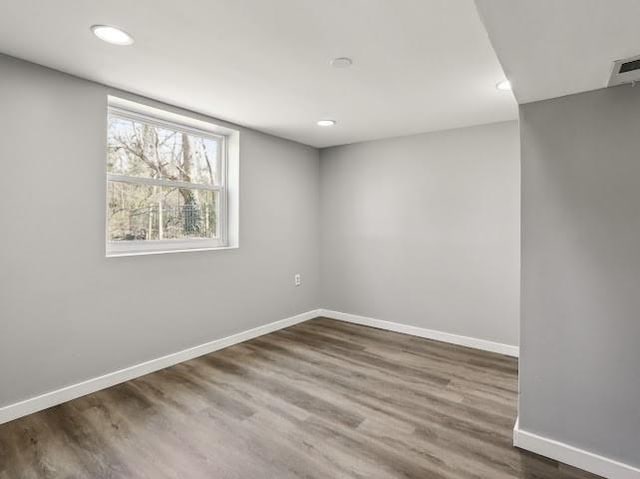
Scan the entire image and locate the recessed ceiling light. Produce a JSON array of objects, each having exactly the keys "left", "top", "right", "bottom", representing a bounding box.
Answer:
[
  {"left": 496, "top": 79, "right": 512, "bottom": 91},
  {"left": 330, "top": 57, "right": 353, "bottom": 68},
  {"left": 317, "top": 119, "right": 336, "bottom": 127},
  {"left": 91, "top": 25, "right": 134, "bottom": 46}
]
